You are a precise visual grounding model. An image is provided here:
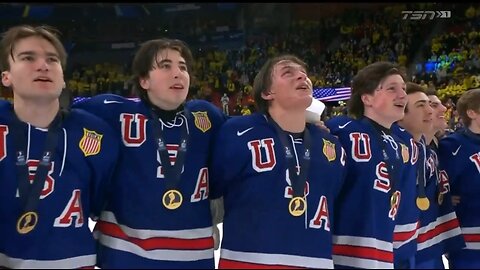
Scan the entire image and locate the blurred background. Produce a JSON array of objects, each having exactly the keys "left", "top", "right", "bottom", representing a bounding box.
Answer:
[
  {"left": 1, "top": 3, "right": 478, "bottom": 130},
  {"left": 3, "top": 3, "right": 477, "bottom": 267}
]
